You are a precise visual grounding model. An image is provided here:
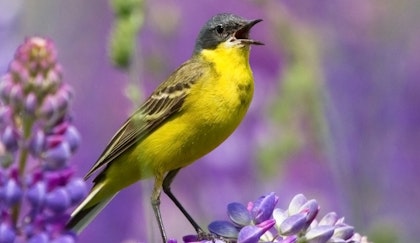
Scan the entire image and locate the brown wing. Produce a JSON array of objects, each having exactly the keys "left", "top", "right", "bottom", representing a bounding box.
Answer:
[{"left": 84, "top": 58, "right": 206, "bottom": 180}]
